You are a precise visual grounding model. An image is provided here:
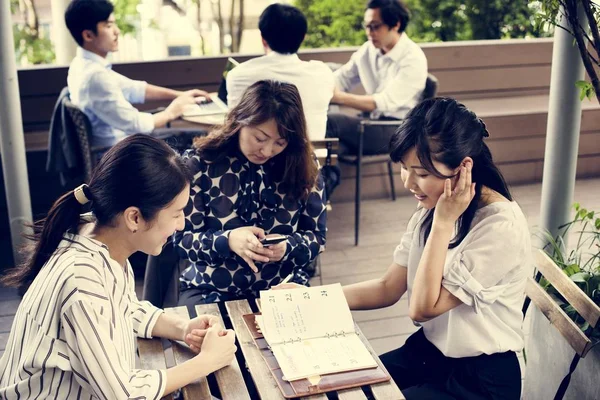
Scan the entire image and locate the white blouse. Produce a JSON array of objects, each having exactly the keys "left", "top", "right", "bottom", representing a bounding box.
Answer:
[
  {"left": 394, "top": 202, "right": 533, "bottom": 357},
  {"left": 0, "top": 233, "right": 166, "bottom": 399}
]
